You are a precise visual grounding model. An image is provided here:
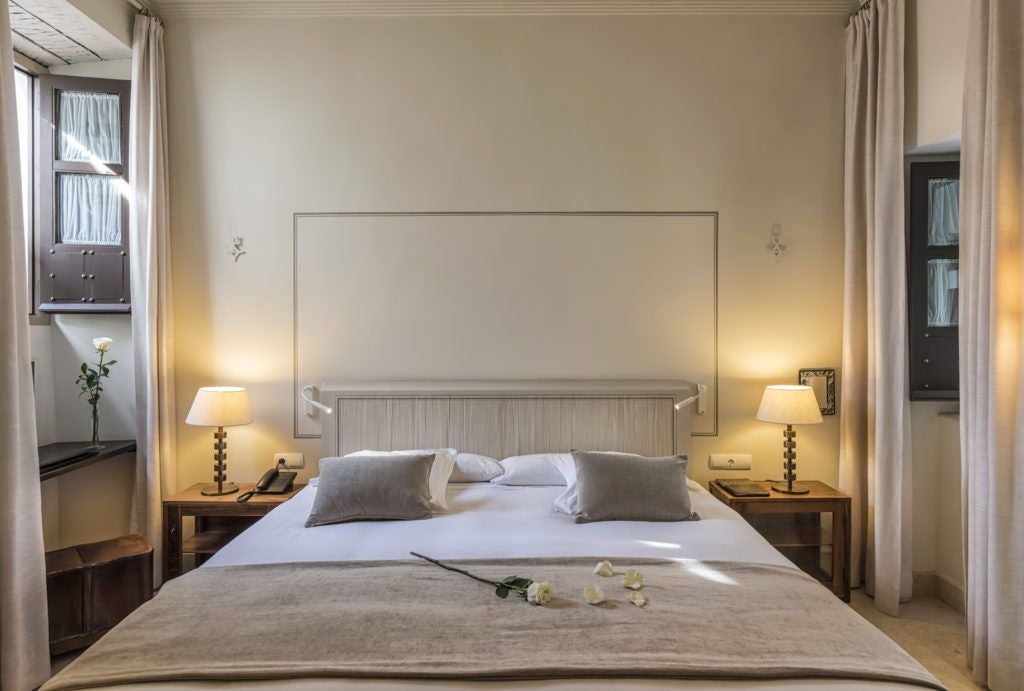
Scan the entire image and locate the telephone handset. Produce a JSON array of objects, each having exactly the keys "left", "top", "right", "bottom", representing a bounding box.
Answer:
[{"left": 237, "top": 464, "right": 297, "bottom": 502}]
